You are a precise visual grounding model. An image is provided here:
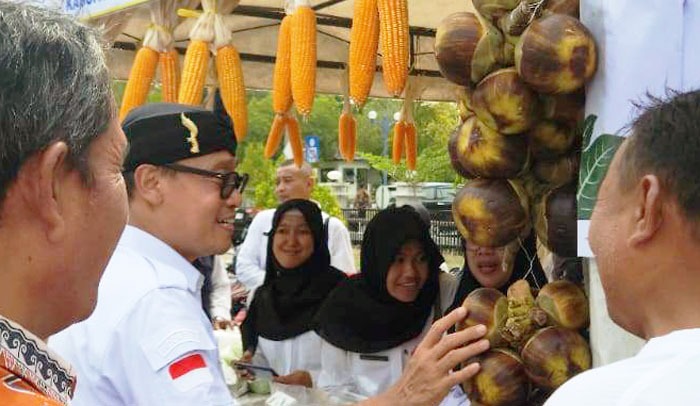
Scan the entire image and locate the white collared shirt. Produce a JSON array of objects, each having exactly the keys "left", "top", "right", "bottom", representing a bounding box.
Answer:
[
  {"left": 49, "top": 226, "right": 235, "bottom": 406},
  {"left": 544, "top": 328, "right": 700, "bottom": 406}
]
